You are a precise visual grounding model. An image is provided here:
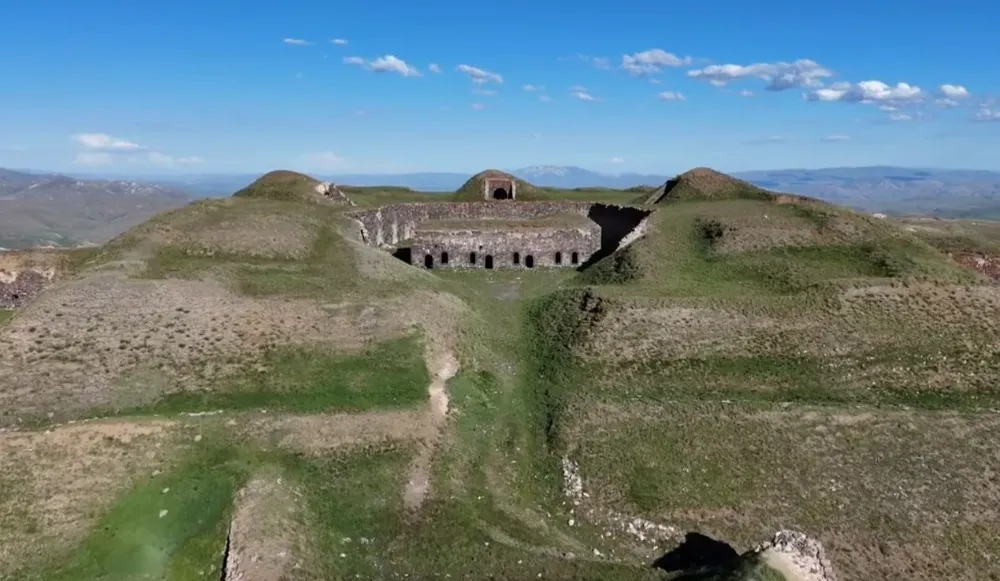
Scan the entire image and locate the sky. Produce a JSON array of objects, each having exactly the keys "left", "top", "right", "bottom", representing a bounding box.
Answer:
[{"left": 1, "top": 0, "right": 999, "bottom": 176}]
